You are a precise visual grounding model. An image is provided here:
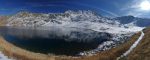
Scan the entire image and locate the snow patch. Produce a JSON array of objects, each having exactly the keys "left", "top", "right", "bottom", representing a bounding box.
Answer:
[{"left": 0, "top": 52, "right": 13, "bottom": 60}]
